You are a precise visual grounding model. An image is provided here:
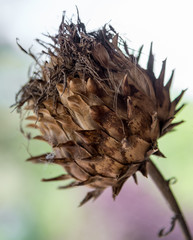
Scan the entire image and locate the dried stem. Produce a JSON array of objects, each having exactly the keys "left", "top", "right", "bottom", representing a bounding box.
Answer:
[{"left": 147, "top": 159, "right": 192, "bottom": 240}]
